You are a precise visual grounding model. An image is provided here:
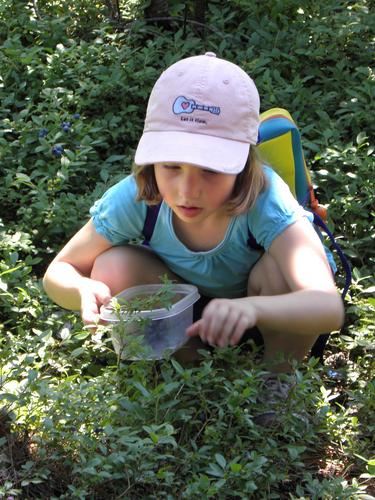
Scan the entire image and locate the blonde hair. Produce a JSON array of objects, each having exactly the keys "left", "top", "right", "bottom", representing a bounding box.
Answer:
[{"left": 132, "top": 147, "right": 267, "bottom": 216}]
